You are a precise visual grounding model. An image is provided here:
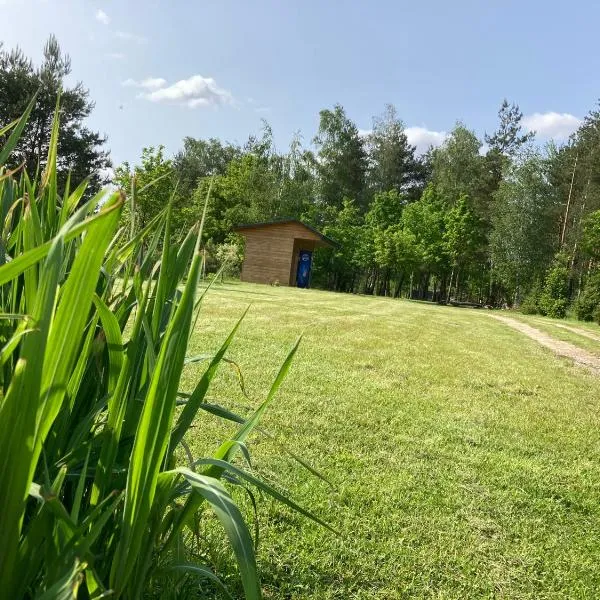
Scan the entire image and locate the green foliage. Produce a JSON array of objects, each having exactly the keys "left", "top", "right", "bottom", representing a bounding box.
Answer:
[
  {"left": 484, "top": 99, "right": 535, "bottom": 156},
  {"left": 0, "top": 36, "right": 110, "bottom": 196},
  {"left": 174, "top": 136, "right": 242, "bottom": 200},
  {"left": 538, "top": 256, "right": 570, "bottom": 318},
  {"left": 109, "top": 93, "right": 600, "bottom": 318},
  {"left": 491, "top": 151, "right": 559, "bottom": 305},
  {"left": 114, "top": 145, "right": 175, "bottom": 233},
  {"left": 519, "top": 281, "right": 542, "bottom": 314},
  {"left": 216, "top": 238, "right": 244, "bottom": 278},
  {"left": 443, "top": 193, "right": 481, "bottom": 267},
  {"left": 574, "top": 271, "right": 600, "bottom": 323},
  {"left": 367, "top": 104, "right": 425, "bottom": 199},
  {"left": 401, "top": 185, "right": 449, "bottom": 275},
  {"left": 366, "top": 189, "right": 406, "bottom": 230},
  {"left": 430, "top": 123, "right": 484, "bottom": 205},
  {"left": 0, "top": 99, "right": 327, "bottom": 599},
  {"left": 581, "top": 209, "right": 600, "bottom": 260},
  {"left": 314, "top": 104, "right": 368, "bottom": 210}
]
